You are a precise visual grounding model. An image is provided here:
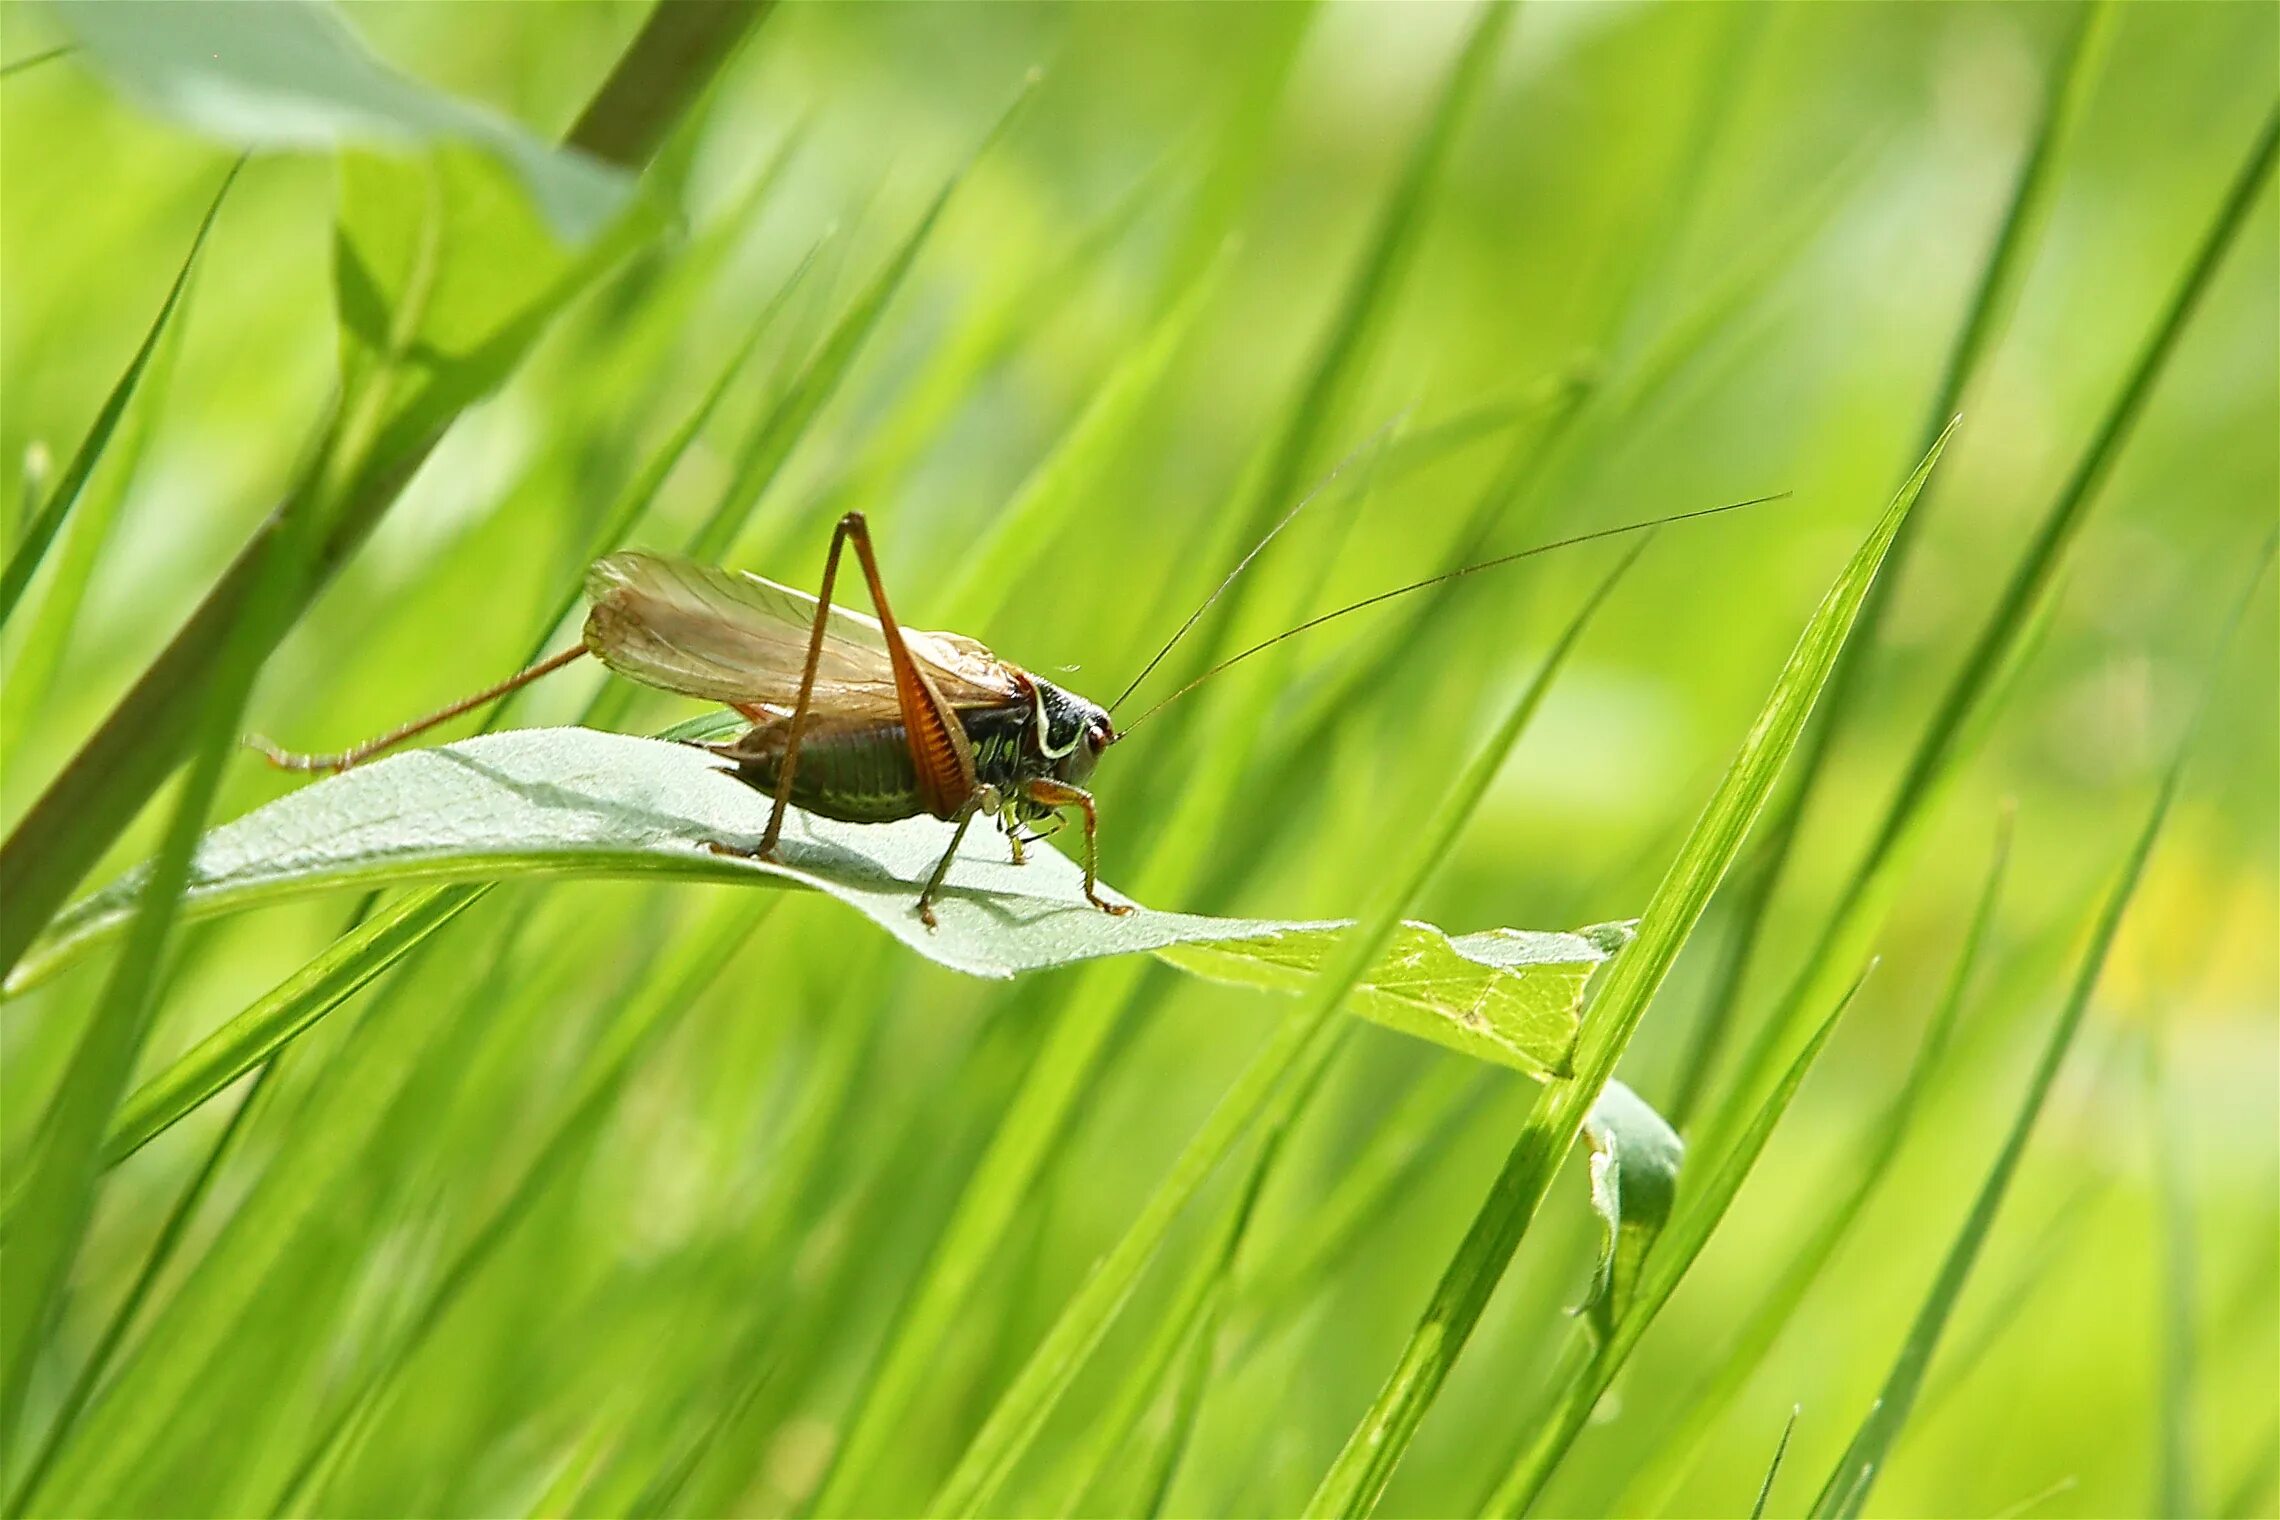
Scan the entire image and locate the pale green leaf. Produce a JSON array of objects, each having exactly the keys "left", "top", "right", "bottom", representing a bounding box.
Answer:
[
  {"left": 1577, "top": 1078, "right": 1684, "bottom": 1344},
  {"left": 1161, "top": 921, "right": 1628, "bottom": 1082},
  {"left": 12, "top": 729, "right": 1609, "bottom": 1074},
  {"left": 50, "top": 0, "right": 627, "bottom": 239}
]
